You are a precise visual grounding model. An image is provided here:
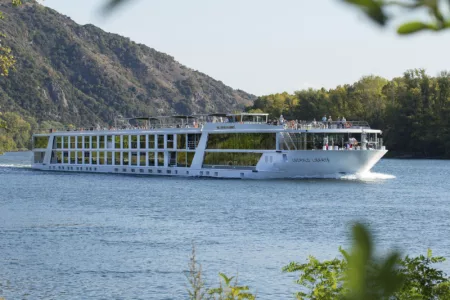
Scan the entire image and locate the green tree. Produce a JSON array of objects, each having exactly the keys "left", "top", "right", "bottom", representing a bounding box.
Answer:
[
  {"left": 0, "top": 0, "right": 22, "bottom": 76},
  {"left": 0, "top": 135, "right": 17, "bottom": 153},
  {"left": 0, "top": 112, "right": 31, "bottom": 149}
]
